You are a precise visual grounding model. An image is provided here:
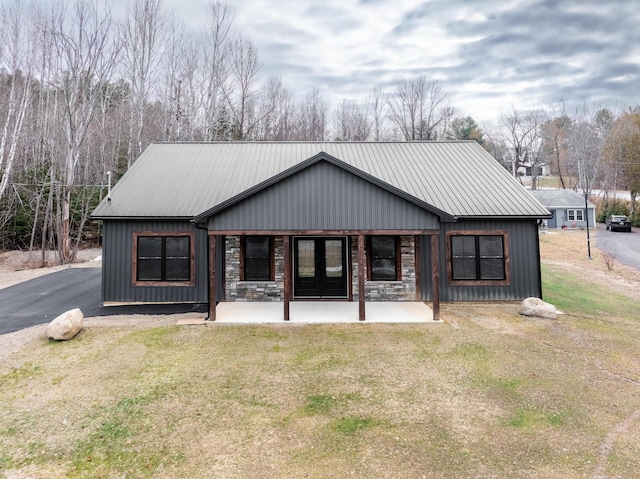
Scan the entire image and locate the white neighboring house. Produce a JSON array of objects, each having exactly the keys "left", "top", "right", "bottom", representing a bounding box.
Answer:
[
  {"left": 528, "top": 189, "right": 596, "bottom": 230},
  {"left": 502, "top": 146, "right": 550, "bottom": 178},
  {"left": 517, "top": 159, "right": 550, "bottom": 178}
]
